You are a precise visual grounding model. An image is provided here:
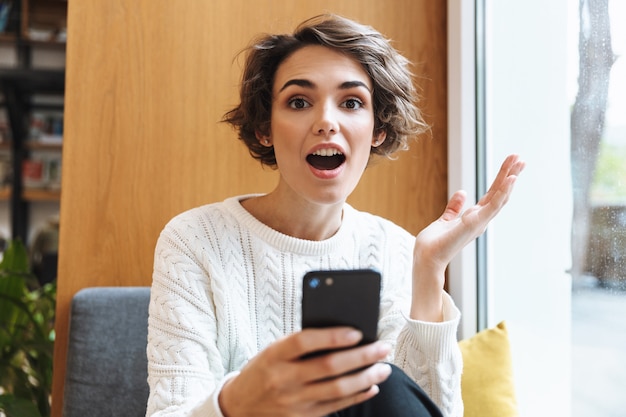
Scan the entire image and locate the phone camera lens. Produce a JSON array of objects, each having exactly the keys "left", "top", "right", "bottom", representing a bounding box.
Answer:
[{"left": 309, "top": 278, "right": 320, "bottom": 288}]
